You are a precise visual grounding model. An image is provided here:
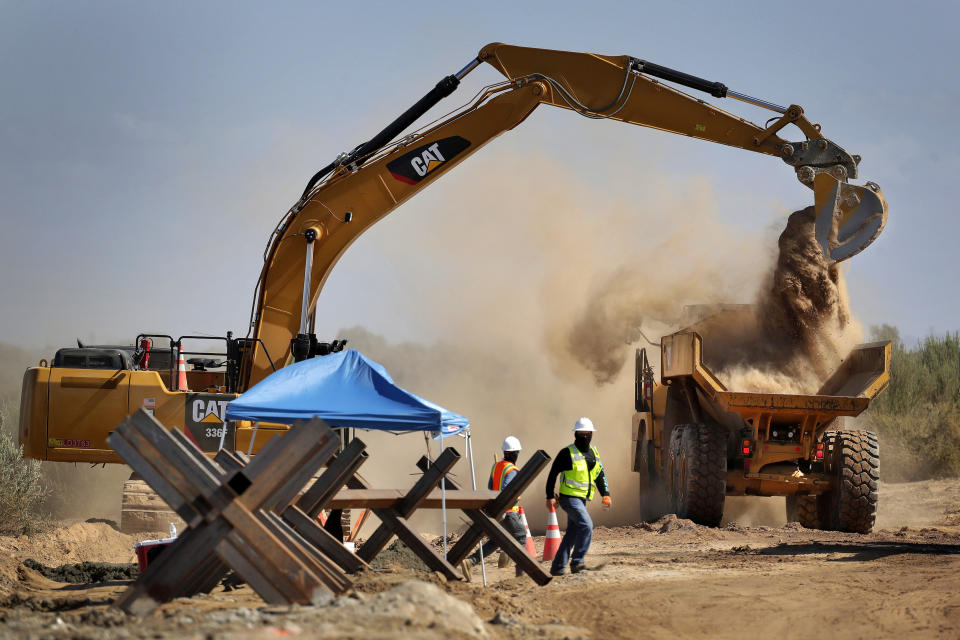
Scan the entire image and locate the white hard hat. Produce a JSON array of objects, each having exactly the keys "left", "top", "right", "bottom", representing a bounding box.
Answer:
[
  {"left": 573, "top": 417, "right": 596, "bottom": 432},
  {"left": 502, "top": 436, "right": 522, "bottom": 452}
]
